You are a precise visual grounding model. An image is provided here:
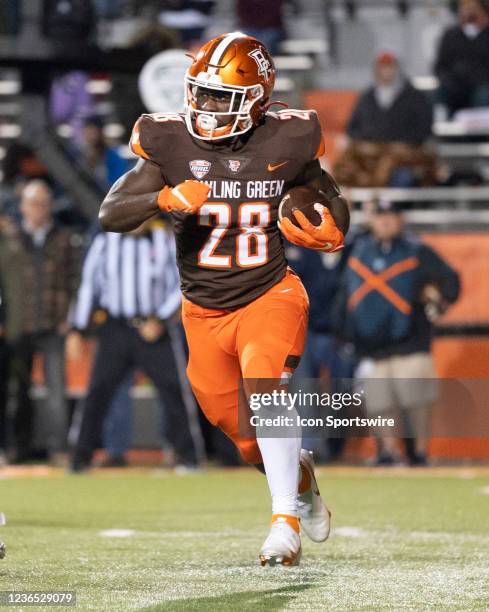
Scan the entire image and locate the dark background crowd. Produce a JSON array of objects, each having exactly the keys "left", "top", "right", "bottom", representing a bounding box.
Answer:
[{"left": 0, "top": 0, "right": 487, "bottom": 470}]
